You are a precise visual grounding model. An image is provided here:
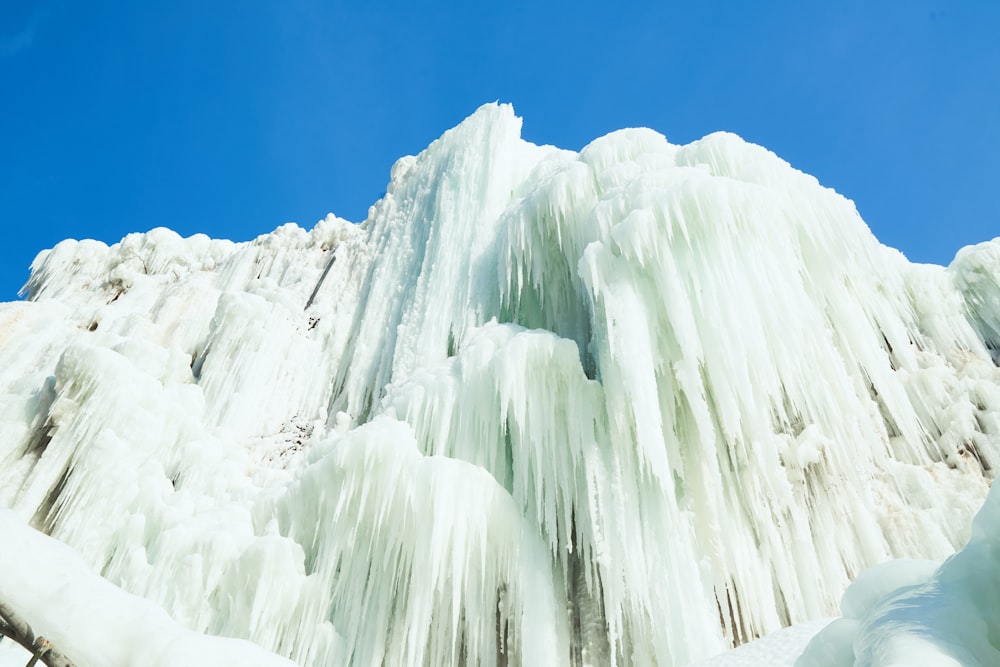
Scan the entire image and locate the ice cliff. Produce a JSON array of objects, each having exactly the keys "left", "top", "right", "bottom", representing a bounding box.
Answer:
[{"left": 1, "top": 103, "right": 999, "bottom": 666}]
